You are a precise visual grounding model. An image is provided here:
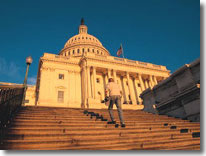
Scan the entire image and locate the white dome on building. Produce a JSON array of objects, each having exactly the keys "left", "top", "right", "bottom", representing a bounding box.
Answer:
[{"left": 59, "top": 19, "right": 110, "bottom": 56}]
